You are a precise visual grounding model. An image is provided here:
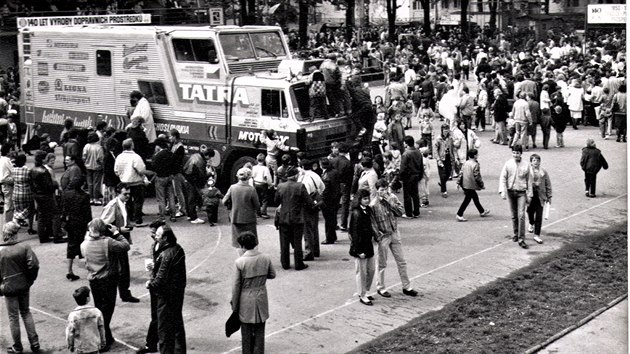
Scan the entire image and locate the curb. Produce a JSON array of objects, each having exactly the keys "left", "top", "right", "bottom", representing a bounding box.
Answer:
[{"left": 524, "top": 293, "right": 628, "bottom": 354}]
